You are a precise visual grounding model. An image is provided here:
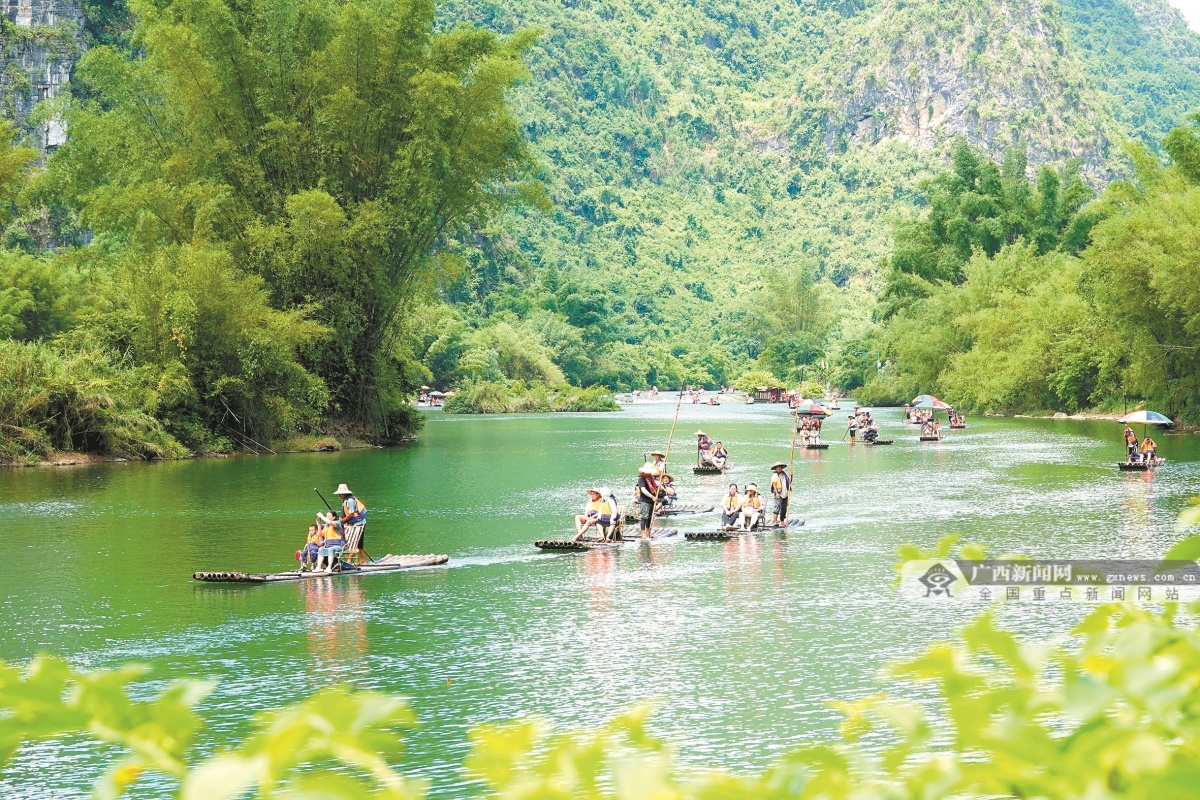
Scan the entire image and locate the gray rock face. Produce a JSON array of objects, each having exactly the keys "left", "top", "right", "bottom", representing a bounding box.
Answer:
[
  {"left": 0, "top": 0, "right": 85, "bottom": 150},
  {"left": 820, "top": 0, "right": 1120, "bottom": 180}
]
